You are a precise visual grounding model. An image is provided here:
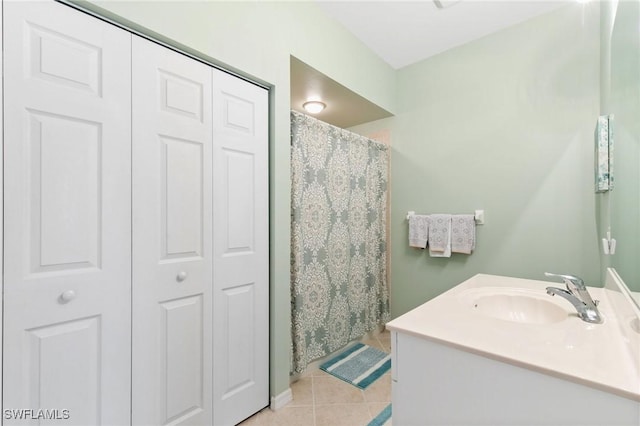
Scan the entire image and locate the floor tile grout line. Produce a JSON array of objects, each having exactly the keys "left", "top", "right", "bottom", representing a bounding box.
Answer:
[
  {"left": 363, "top": 387, "right": 374, "bottom": 423},
  {"left": 311, "top": 374, "right": 317, "bottom": 426}
]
